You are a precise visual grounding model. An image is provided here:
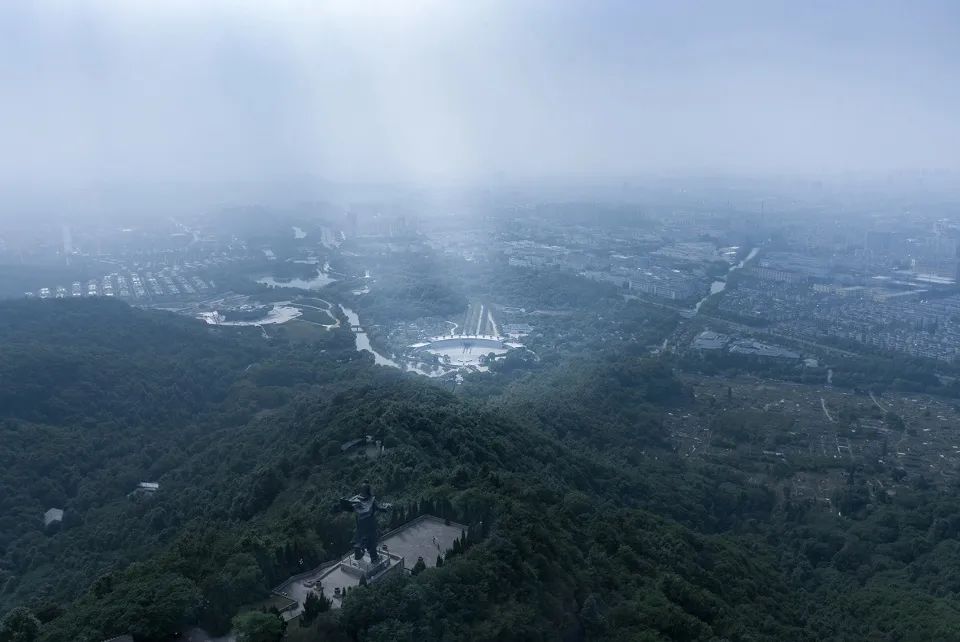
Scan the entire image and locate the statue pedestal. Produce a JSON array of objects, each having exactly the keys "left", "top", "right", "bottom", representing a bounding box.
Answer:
[{"left": 341, "top": 553, "right": 391, "bottom": 579}]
